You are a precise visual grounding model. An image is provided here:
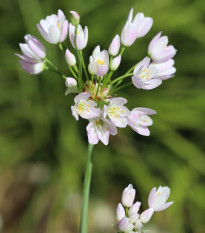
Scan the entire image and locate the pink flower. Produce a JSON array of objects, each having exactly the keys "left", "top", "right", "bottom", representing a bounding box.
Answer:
[
  {"left": 127, "top": 108, "right": 156, "bottom": 136},
  {"left": 86, "top": 117, "right": 117, "bottom": 145},
  {"left": 110, "top": 55, "right": 121, "bottom": 71},
  {"left": 128, "top": 202, "right": 141, "bottom": 216},
  {"left": 65, "top": 49, "right": 76, "bottom": 66},
  {"left": 109, "top": 34, "right": 120, "bottom": 56},
  {"left": 122, "top": 184, "right": 136, "bottom": 207},
  {"left": 148, "top": 186, "right": 173, "bottom": 211},
  {"left": 69, "top": 24, "right": 88, "bottom": 50},
  {"left": 132, "top": 57, "right": 162, "bottom": 90},
  {"left": 117, "top": 217, "right": 134, "bottom": 232},
  {"left": 121, "top": 9, "right": 153, "bottom": 47},
  {"left": 140, "top": 208, "right": 154, "bottom": 223},
  {"left": 37, "top": 10, "right": 69, "bottom": 44},
  {"left": 103, "top": 97, "right": 130, "bottom": 128},
  {"left": 149, "top": 59, "right": 176, "bottom": 80},
  {"left": 71, "top": 92, "right": 101, "bottom": 120},
  {"left": 65, "top": 77, "right": 78, "bottom": 95},
  {"left": 148, "top": 32, "right": 177, "bottom": 63},
  {"left": 116, "top": 203, "right": 126, "bottom": 221},
  {"left": 88, "top": 46, "right": 109, "bottom": 76}
]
